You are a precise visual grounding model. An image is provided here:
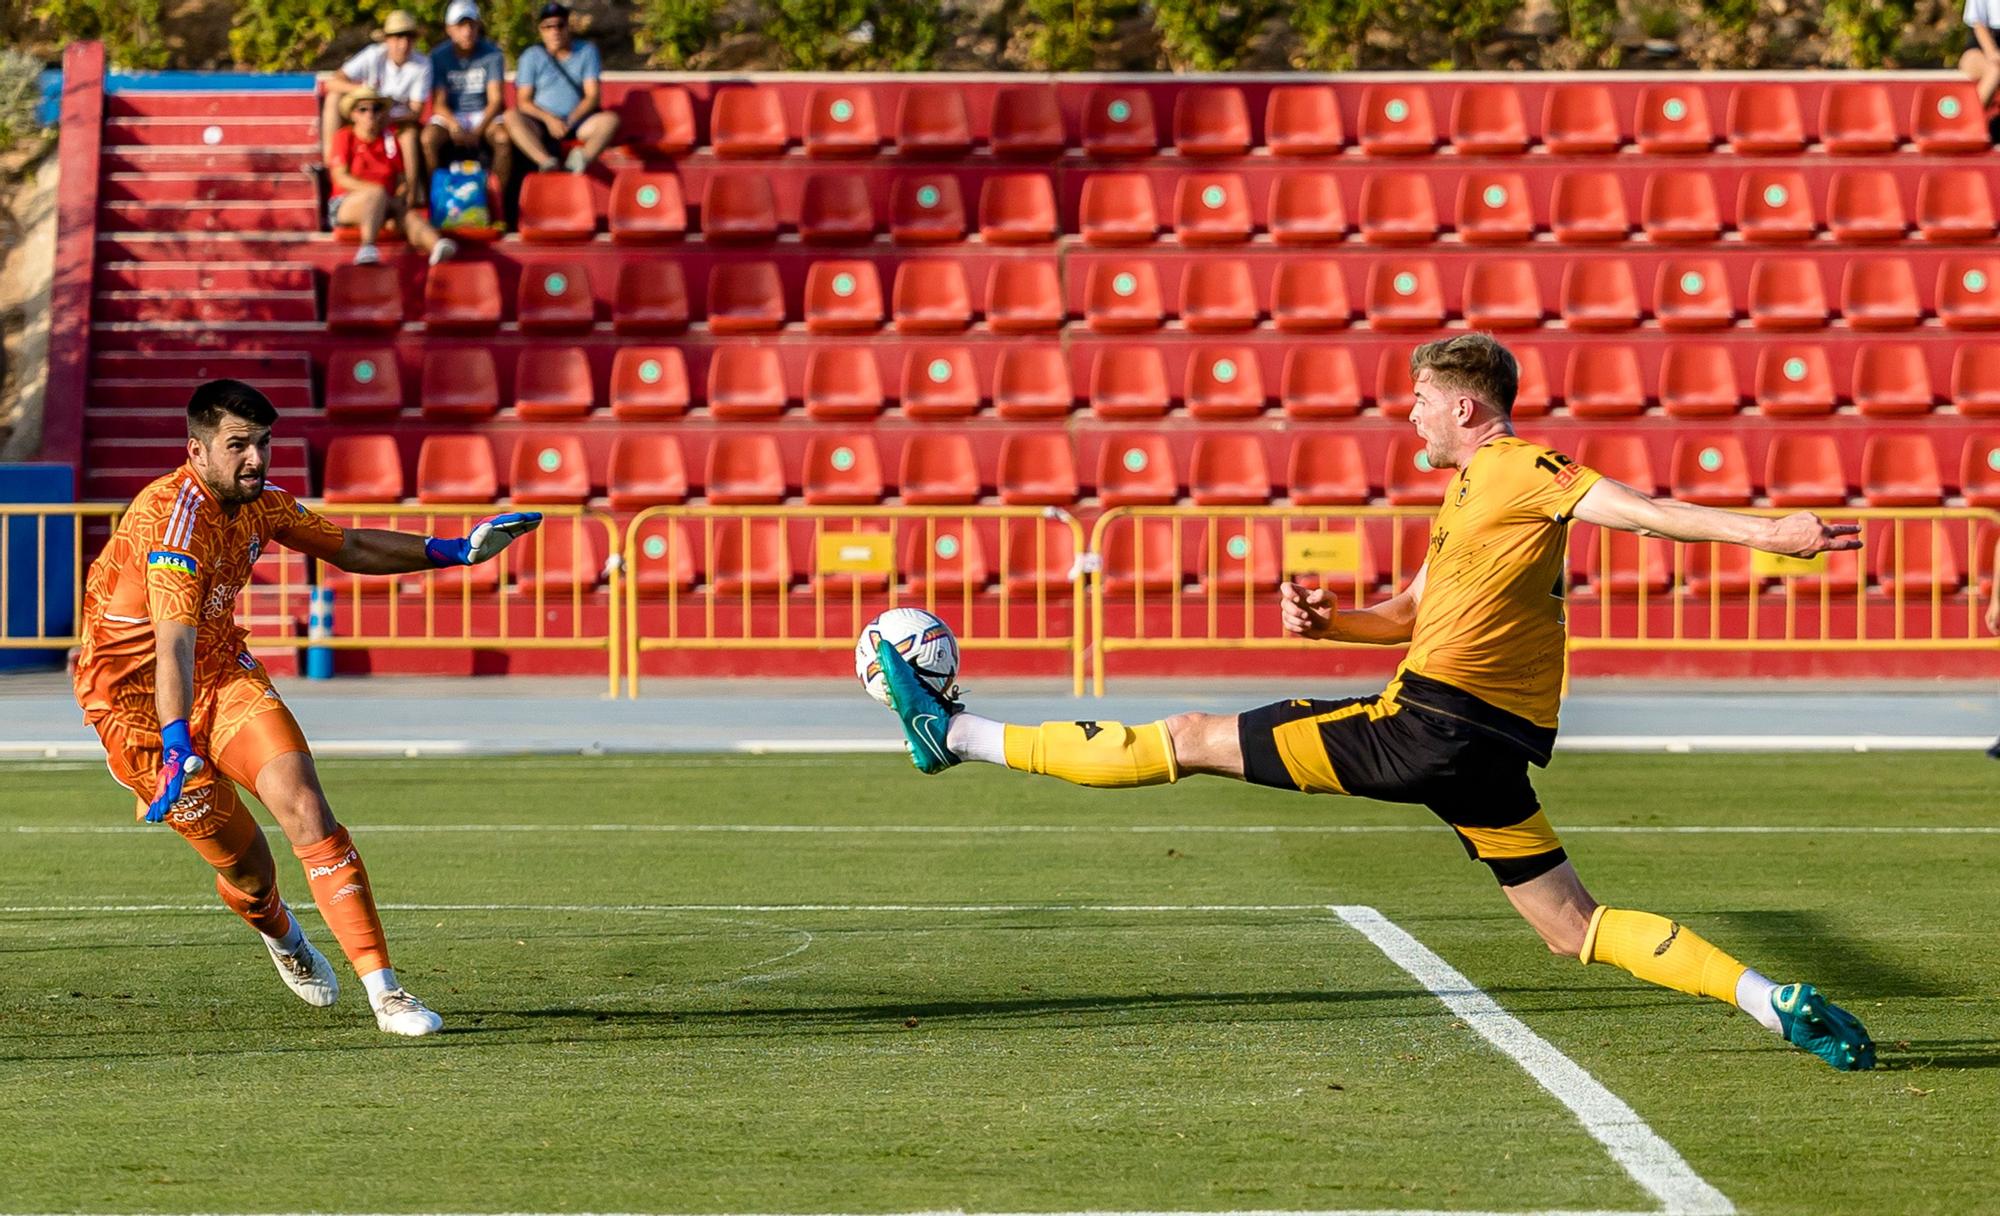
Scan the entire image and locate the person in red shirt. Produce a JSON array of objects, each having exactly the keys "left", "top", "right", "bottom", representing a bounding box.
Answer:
[{"left": 329, "top": 85, "right": 456, "bottom": 266}]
